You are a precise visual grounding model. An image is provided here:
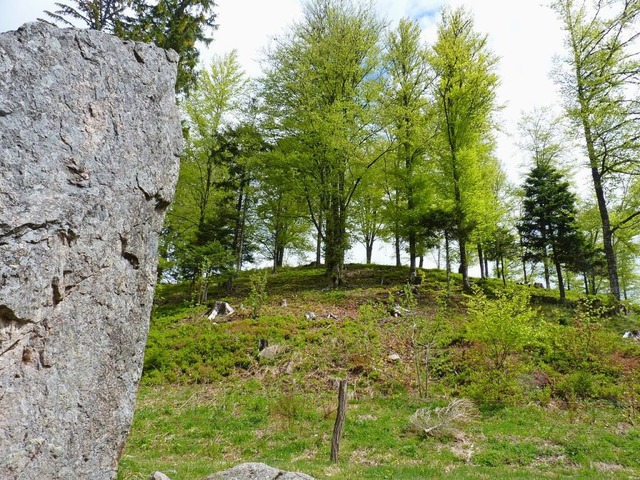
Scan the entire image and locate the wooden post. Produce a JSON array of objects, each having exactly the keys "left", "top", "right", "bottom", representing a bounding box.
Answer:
[{"left": 330, "top": 379, "right": 347, "bottom": 463}]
